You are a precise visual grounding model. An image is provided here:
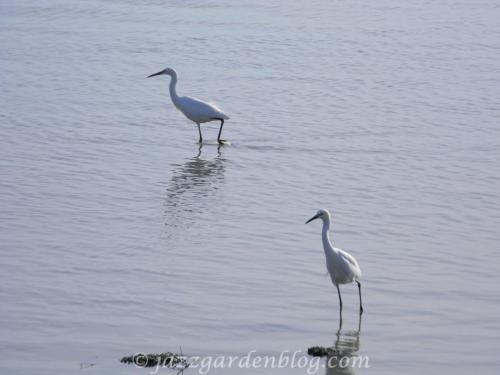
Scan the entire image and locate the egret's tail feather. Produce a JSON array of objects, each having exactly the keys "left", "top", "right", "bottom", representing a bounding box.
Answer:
[{"left": 213, "top": 114, "right": 229, "bottom": 120}]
